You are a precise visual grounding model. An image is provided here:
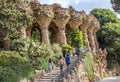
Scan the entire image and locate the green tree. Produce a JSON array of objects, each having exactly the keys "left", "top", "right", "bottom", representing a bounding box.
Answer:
[
  {"left": 90, "top": 8, "right": 118, "bottom": 26},
  {"left": 98, "top": 23, "right": 120, "bottom": 67},
  {"left": 0, "top": 2, "right": 33, "bottom": 37},
  {"left": 69, "top": 29, "right": 84, "bottom": 48},
  {"left": 0, "top": 0, "right": 33, "bottom": 49},
  {"left": 69, "top": 5, "right": 75, "bottom": 10},
  {"left": 91, "top": 8, "right": 120, "bottom": 67},
  {"left": 111, "top": 0, "right": 120, "bottom": 13}
]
